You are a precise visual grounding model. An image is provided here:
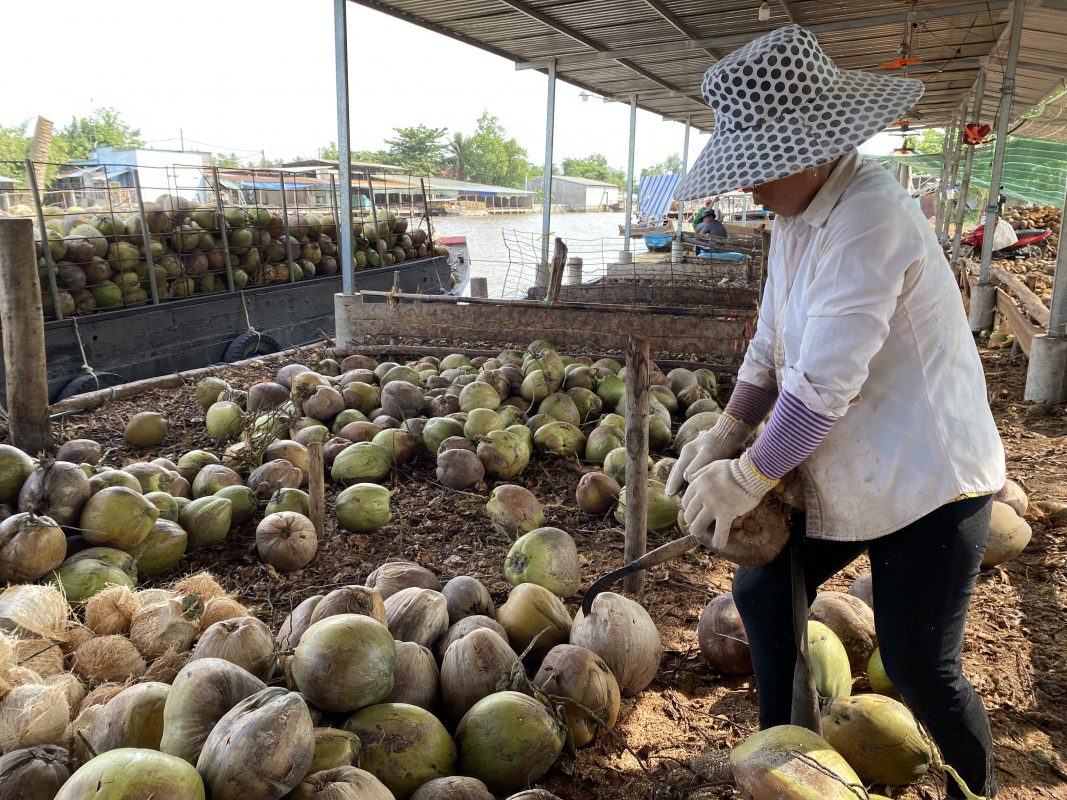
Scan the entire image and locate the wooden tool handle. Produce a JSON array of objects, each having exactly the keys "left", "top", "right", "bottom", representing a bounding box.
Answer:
[{"left": 634, "top": 534, "right": 699, "bottom": 570}]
